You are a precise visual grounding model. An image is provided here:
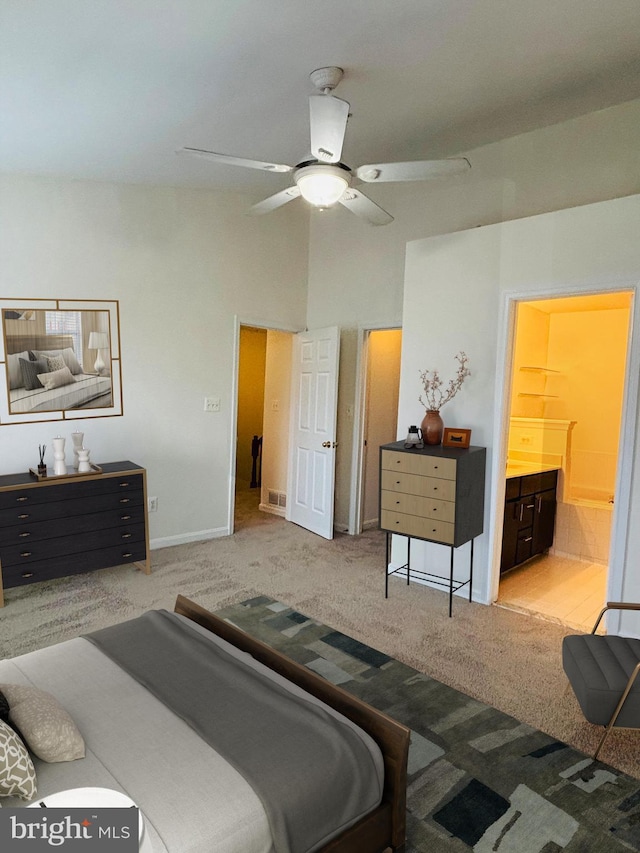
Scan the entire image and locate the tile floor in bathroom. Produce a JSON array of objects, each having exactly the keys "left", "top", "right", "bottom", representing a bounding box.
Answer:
[{"left": 497, "top": 553, "right": 608, "bottom": 632}]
